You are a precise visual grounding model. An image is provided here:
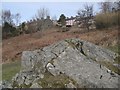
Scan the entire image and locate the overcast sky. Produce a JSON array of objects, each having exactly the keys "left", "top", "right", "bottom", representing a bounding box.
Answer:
[{"left": 2, "top": 1, "right": 101, "bottom": 23}]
